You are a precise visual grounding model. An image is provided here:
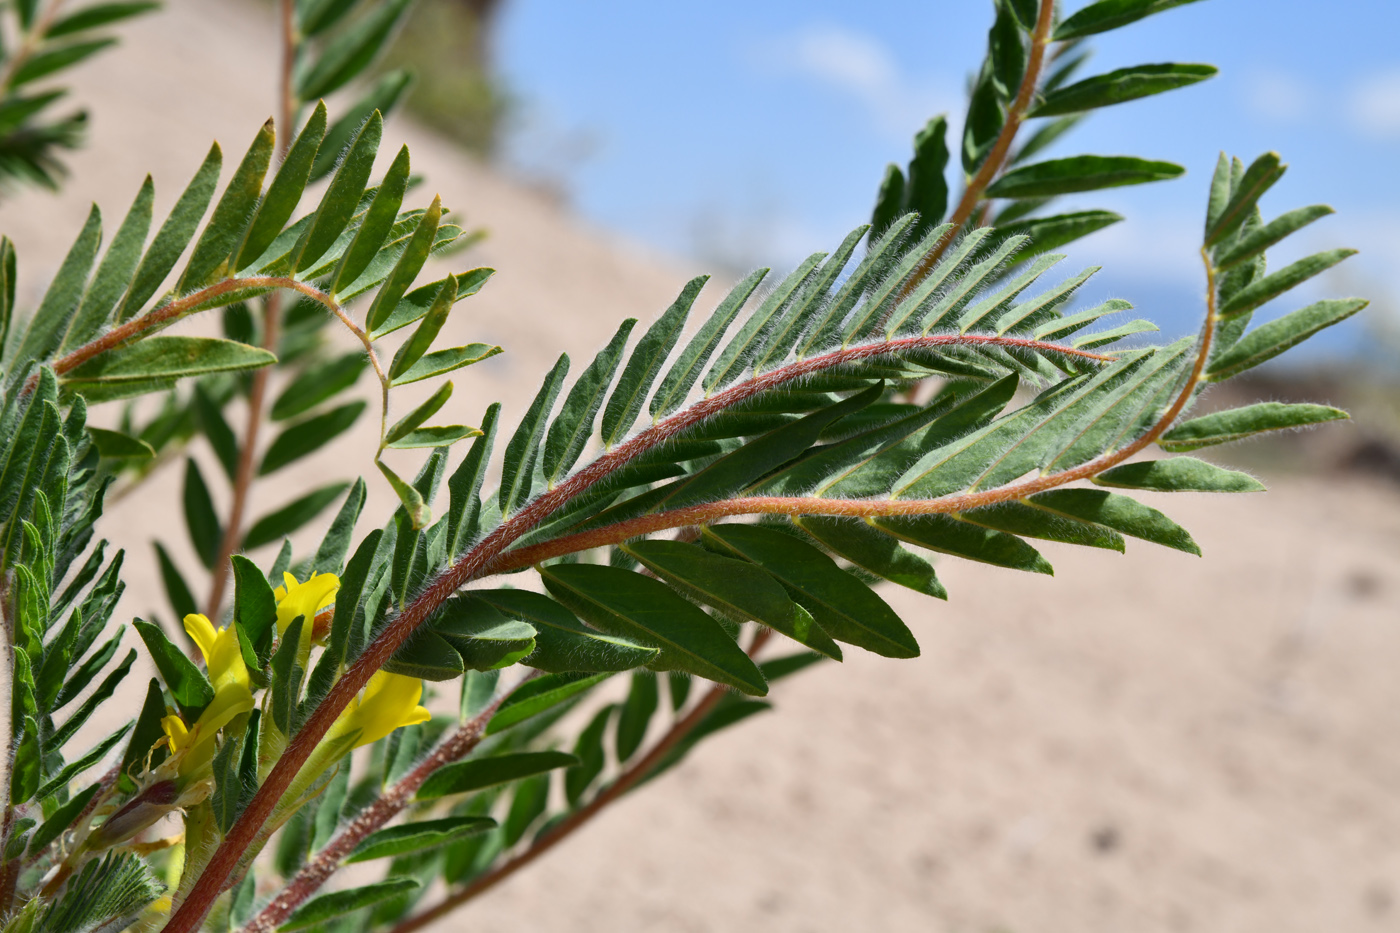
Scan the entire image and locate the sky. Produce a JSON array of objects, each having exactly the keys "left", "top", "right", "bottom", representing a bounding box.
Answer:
[{"left": 493, "top": 0, "right": 1400, "bottom": 360}]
